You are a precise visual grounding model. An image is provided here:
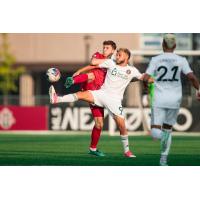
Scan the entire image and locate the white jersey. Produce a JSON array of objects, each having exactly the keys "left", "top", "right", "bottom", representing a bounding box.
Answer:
[
  {"left": 99, "top": 59, "right": 142, "bottom": 100},
  {"left": 146, "top": 52, "right": 193, "bottom": 108}
]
